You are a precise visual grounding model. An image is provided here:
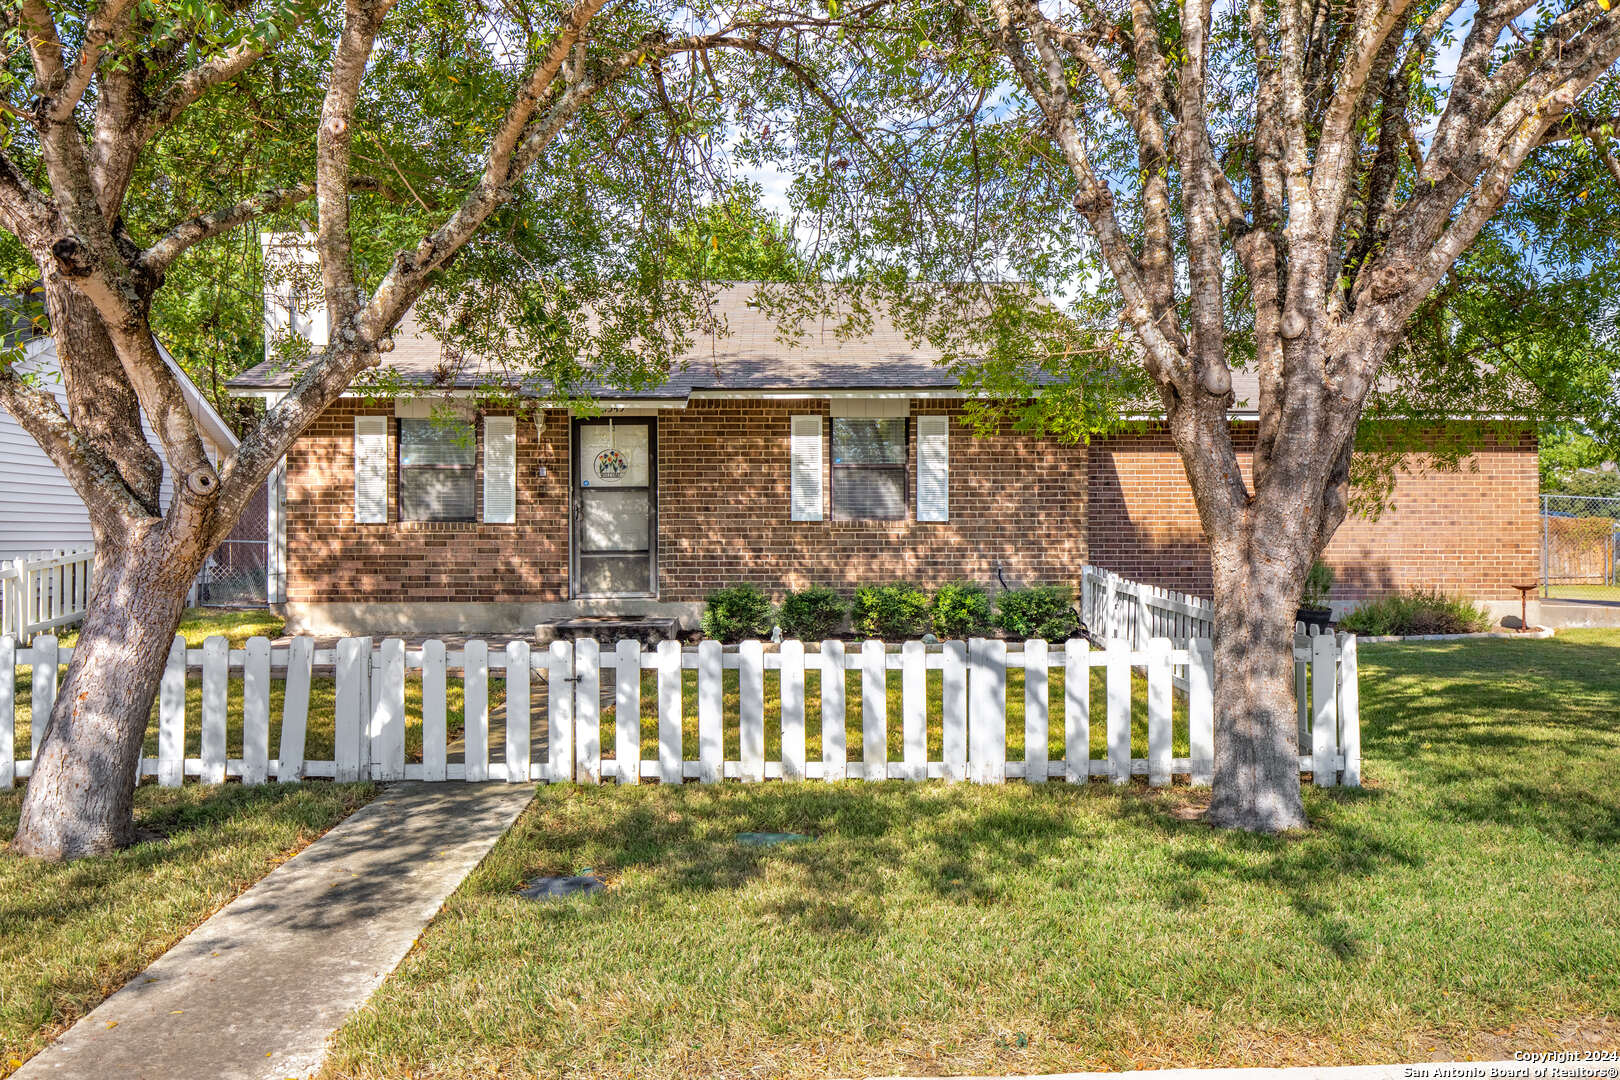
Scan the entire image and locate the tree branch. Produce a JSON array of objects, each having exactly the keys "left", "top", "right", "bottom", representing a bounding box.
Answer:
[
  {"left": 50, "top": 0, "right": 141, "bottom": 122},
  {"left": 0, "top": 354, "right": 152, "bottom": 522}
]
